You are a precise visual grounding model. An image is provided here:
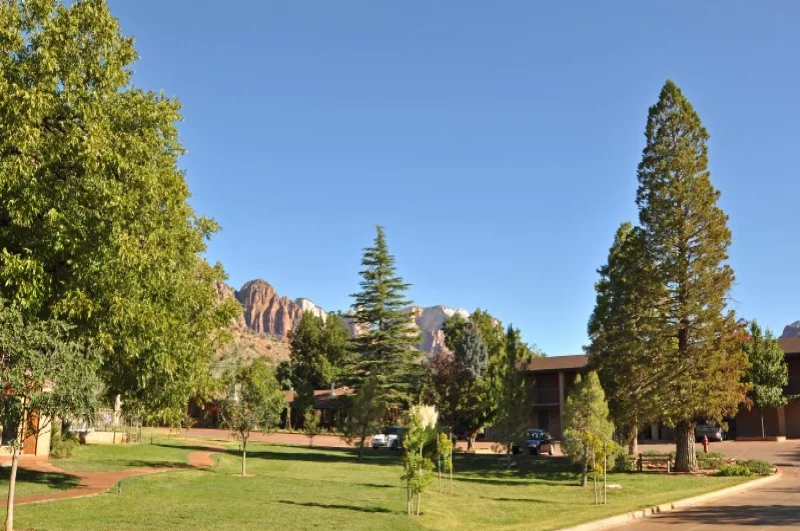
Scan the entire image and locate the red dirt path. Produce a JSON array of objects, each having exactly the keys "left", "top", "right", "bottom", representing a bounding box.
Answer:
[{"left": 12, "top": 445, "right": 223, "bottom": 506}]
